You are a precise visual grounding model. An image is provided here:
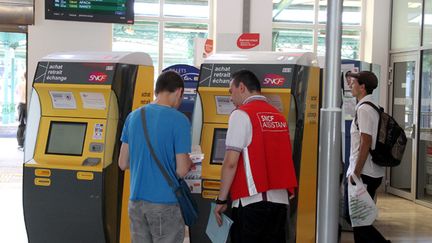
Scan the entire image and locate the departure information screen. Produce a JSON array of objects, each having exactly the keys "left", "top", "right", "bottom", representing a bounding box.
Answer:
[{"left": 45, "top": 0, "right": 134, "bottom": 24}]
